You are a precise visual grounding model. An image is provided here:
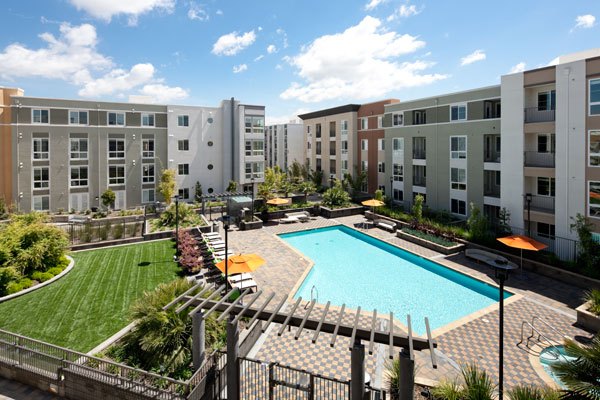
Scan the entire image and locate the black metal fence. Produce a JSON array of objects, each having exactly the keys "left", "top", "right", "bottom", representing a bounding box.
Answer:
[{"left": 59, "top": 217, "right": 145, "bottom": 245}]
